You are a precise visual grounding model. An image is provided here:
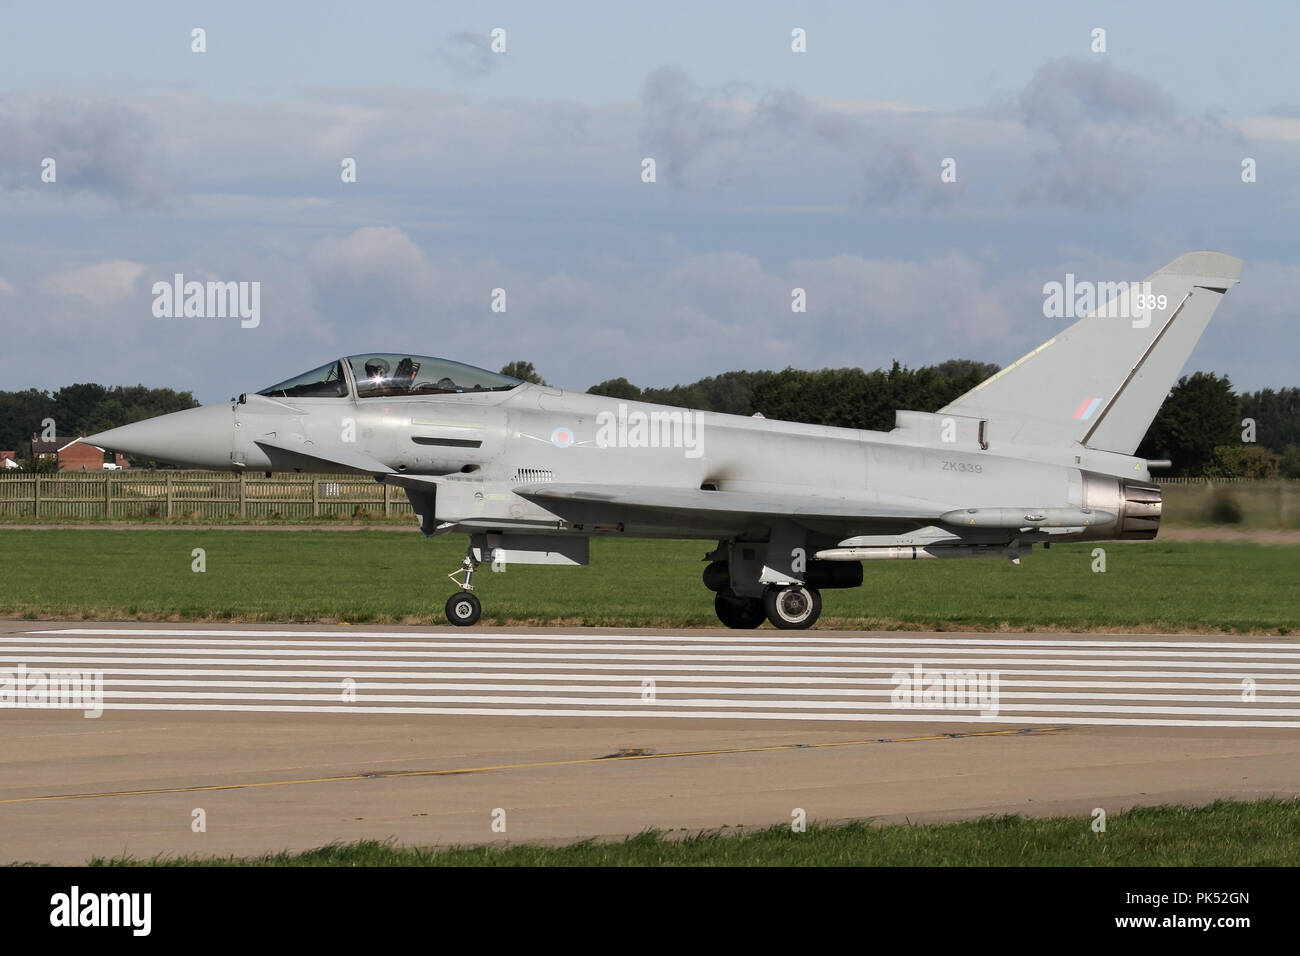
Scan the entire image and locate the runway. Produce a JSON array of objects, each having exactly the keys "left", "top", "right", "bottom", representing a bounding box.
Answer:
[
  {"left": 5, "top": 624, "right": 1300, "bottom": 727},
  {"left": 2, "top": 621, "right": 1299, "bottom": 864}
]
